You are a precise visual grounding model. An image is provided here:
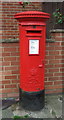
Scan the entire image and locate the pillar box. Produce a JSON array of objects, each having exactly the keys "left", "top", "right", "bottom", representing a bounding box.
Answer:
[{"left": 14, "top": 11, "right": 50, "bottom": 110}]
